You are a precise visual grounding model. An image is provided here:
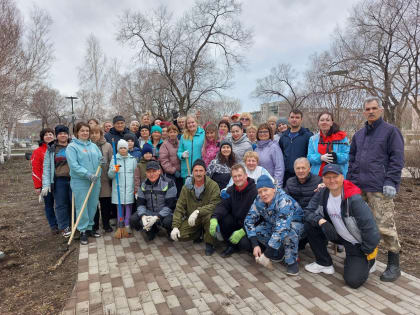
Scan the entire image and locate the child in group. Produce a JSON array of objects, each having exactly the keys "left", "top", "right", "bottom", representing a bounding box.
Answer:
[
  {"left": 202, "top": 123, "right": 219, "bottom": 167},
  {"left": 134, "top": 143, "right": 154, "bottom": 193},
  {"left": 108, "top": 139, "right": 137, "bottom": 234},
  {"left": 124, "top": 134, "right": 142, "bottom": 161}
]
